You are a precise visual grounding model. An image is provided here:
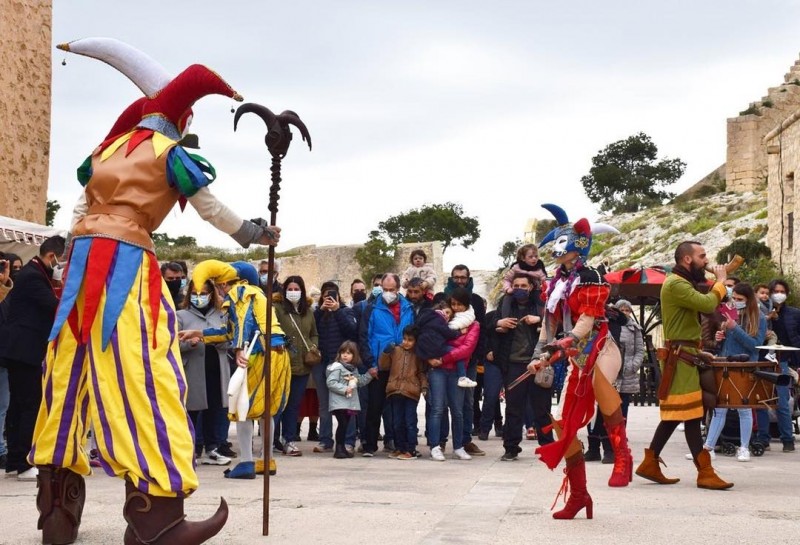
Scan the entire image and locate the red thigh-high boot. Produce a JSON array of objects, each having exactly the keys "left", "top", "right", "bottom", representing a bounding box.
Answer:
[
  {"left": 604, "top": 409, "right": 632, "bottom": 487},
  {"left": 552, "top": 452, "right": 593, "bottom": 520}
]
